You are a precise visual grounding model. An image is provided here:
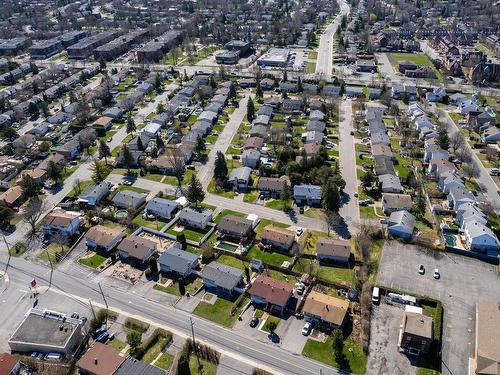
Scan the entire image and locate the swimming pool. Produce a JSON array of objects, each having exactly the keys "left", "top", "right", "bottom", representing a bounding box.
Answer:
[
  {"left": 444, "top": 233, "right": 457, "bottom": 247},
  {"left": 217, "top": 241, "right": 239, "bottom": 253}
]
